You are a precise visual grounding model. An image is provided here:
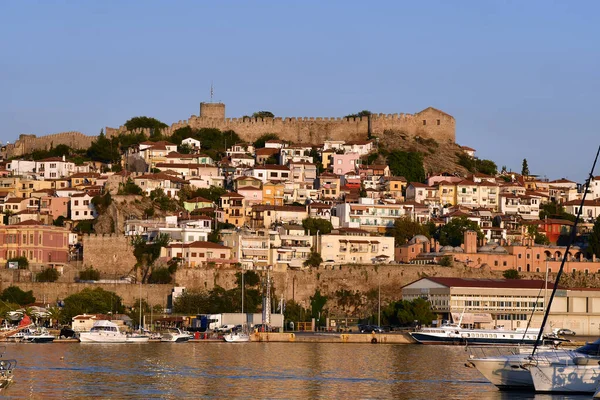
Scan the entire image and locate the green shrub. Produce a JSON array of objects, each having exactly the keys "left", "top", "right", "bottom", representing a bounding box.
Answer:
[
  {"left": 79, "top": 267, "right": 101, "bottom": 281},
  {"left": 147, "top": 267, "right": 173, "bottom": 284},
  {"left": 37, "top": 268, "right": 60, "bottom": 283}
]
